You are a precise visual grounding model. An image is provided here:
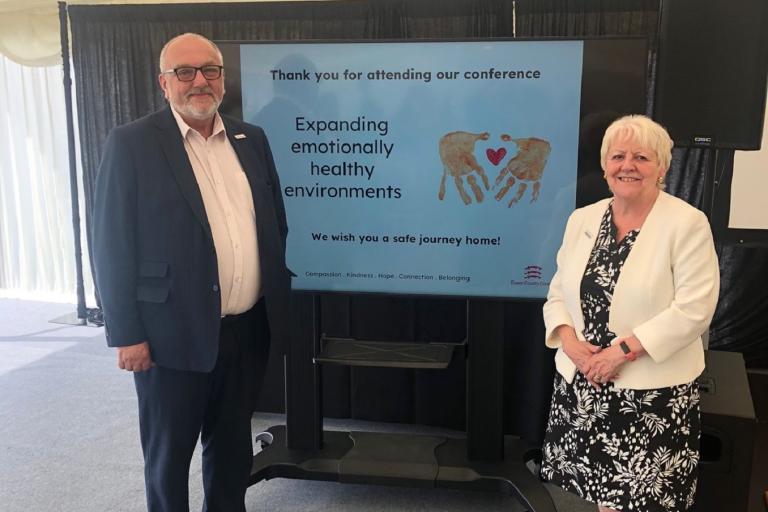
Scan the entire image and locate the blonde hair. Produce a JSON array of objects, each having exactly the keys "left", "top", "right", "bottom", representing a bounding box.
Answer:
[
  {"left": 159, "top": 33, "right": 223, "bottom": 71},
  {"left": 600, "top": 115, "right": 674, "bottom": 179}
]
